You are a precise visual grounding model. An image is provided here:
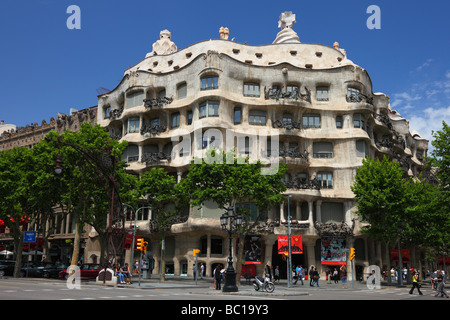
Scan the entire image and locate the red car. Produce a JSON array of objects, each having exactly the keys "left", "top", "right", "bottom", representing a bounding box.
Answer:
[{"left": 59, "top": 263, "right": 101, "bottom": 280}]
